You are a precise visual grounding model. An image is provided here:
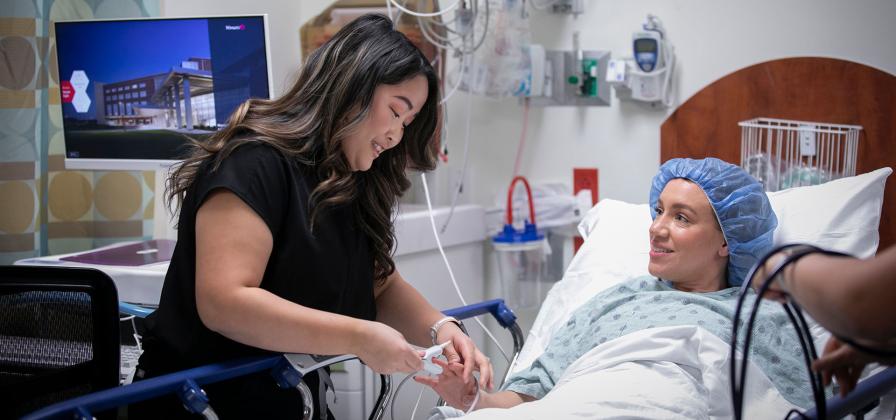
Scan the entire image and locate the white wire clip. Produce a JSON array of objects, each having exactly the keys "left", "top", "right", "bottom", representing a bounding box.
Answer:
[{"left": 421, "top": 341, "right": 451, "bottom": 375}]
